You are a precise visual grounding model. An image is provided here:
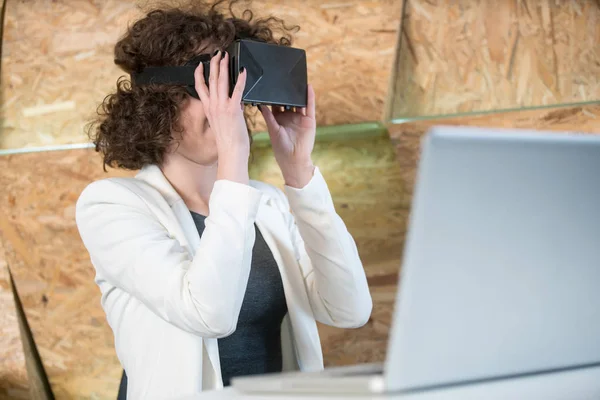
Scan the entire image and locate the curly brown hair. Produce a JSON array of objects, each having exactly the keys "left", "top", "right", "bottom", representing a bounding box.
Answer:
[{"left": 88, "top": 0, "right": 298, "bottom": 171}]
